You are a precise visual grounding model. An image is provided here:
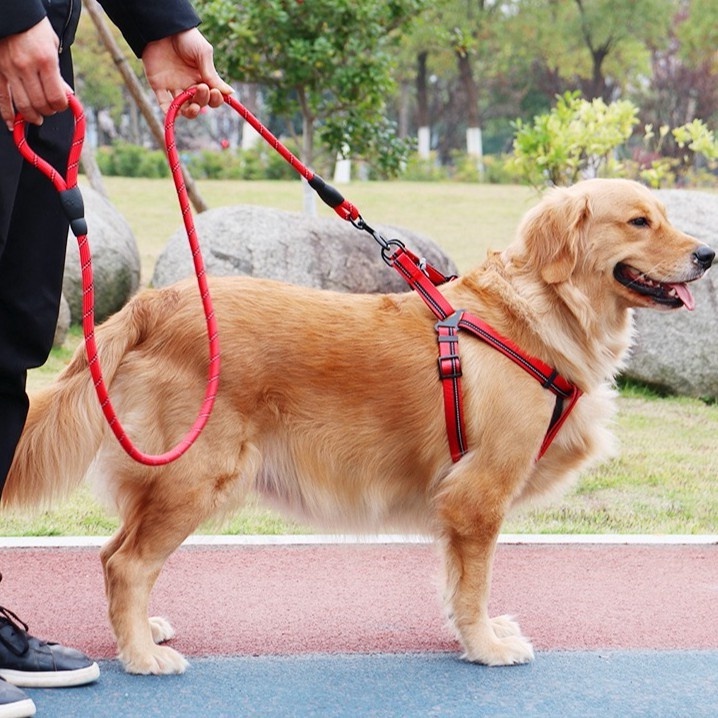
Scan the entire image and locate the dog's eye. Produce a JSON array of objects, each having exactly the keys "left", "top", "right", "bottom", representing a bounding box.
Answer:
[{"left": 629, "top": 217, "right": 650, "bottom": 228}]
